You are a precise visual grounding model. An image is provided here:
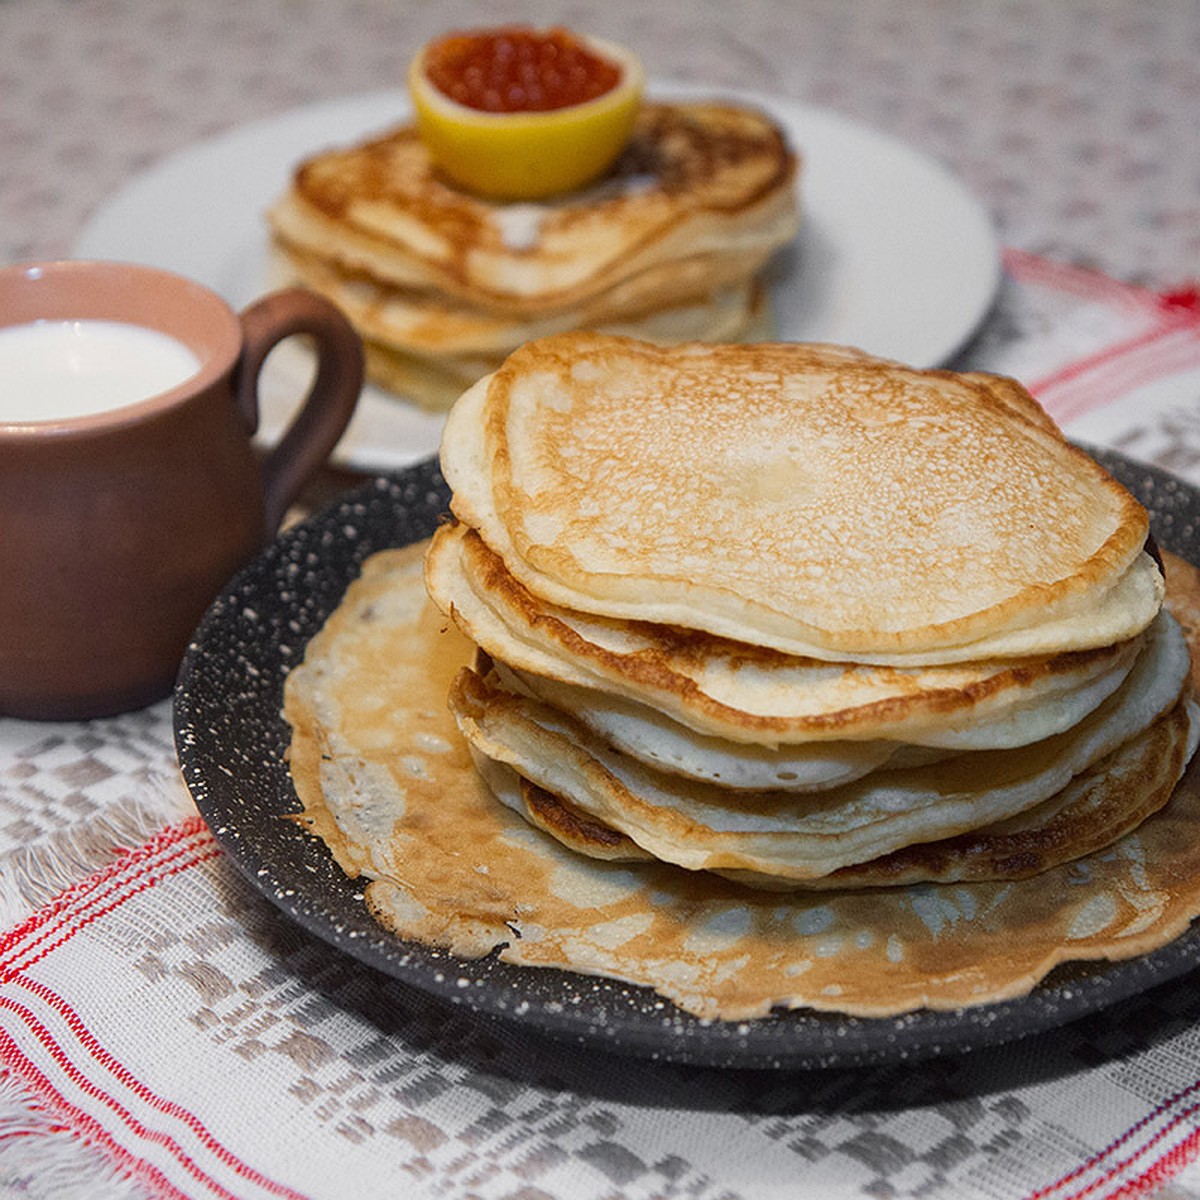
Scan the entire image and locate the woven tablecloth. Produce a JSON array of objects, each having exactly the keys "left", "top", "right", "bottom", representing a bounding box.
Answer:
[
  {"left": 2, "top": 3, "right": 1200, "bottom": 1197},
  {"left": 1, "top": 249, "right": 1199, "bottom": 1200}
]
